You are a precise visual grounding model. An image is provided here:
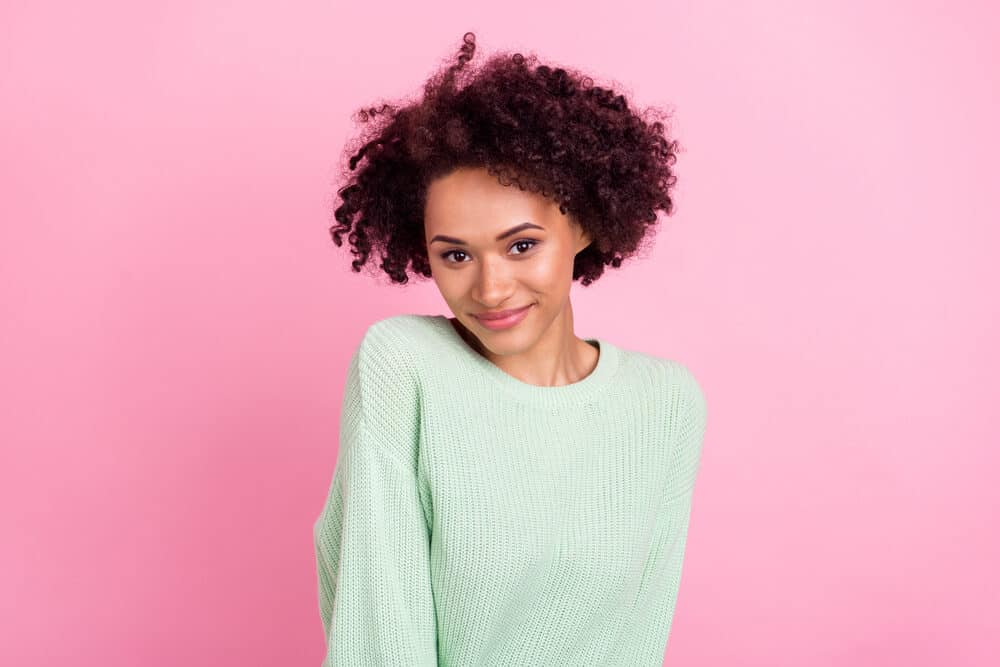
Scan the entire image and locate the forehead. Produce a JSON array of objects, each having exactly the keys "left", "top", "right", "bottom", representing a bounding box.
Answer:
[{"left": 424, "top": 167, "right": 554, "bottom": 227}]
